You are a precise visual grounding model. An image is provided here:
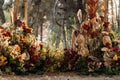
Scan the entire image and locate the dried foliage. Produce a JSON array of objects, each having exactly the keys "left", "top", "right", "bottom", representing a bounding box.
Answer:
[{"left": 0, "top": 0, "right": 120, "bottom": 75}]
